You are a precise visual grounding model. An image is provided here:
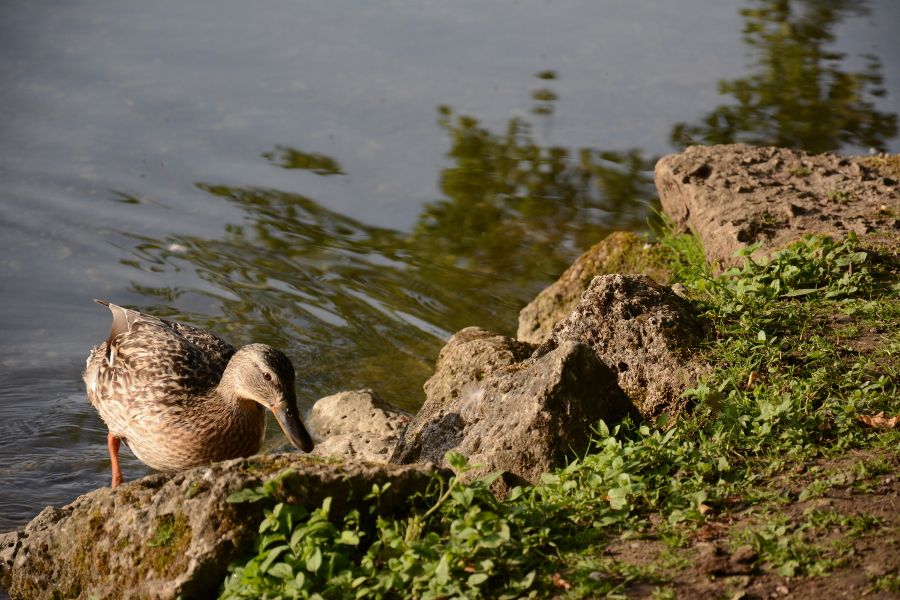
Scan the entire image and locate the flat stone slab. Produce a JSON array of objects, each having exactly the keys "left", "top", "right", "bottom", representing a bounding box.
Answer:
[{"left": 656, "top": 144, "right": 900, "bottom": 267}]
